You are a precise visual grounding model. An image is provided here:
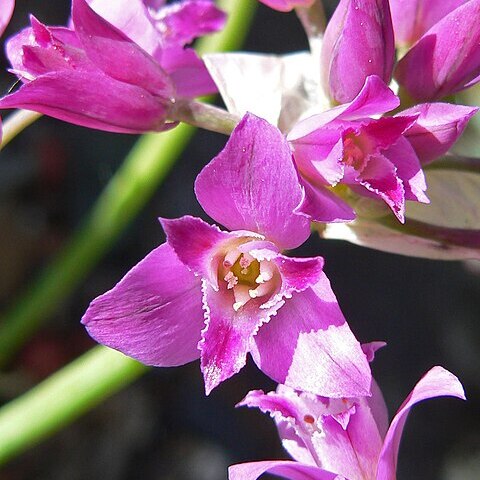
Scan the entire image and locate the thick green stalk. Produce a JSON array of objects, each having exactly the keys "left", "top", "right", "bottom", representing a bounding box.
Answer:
[
  {"left": 0, "top": 0, "right": 256, "bottom": 466},
  {"left": 0, "top": 125, "right": 194, "bottom": 366},
  {"left": 0, "top": 0, "right": 256, "bottom": 366},
  {"left": 0, "top": 347, "right": 147, "bottom": 465}
]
